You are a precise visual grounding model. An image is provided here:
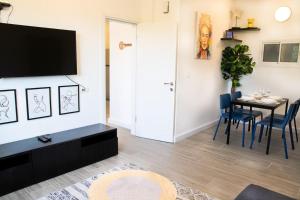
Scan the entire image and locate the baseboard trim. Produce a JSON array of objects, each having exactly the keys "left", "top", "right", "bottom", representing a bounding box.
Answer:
[
  {"left": 108, "top": 118, "right": 131, "bottom": 130},
  {"left": 175, "top": 119, "right": 219, "bottom": 143}
]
